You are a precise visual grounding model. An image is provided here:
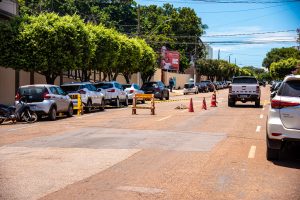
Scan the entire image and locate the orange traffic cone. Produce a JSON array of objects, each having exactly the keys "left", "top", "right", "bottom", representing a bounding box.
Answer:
[
  {"left": 211, "top": 91, "right": 217, "bottom": 107},
  {"left": 202, "top": 97, "right": 207, "bottom": 110},
  {"left": 189, "top": 98, "right": 194, "bottom": 112}
]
